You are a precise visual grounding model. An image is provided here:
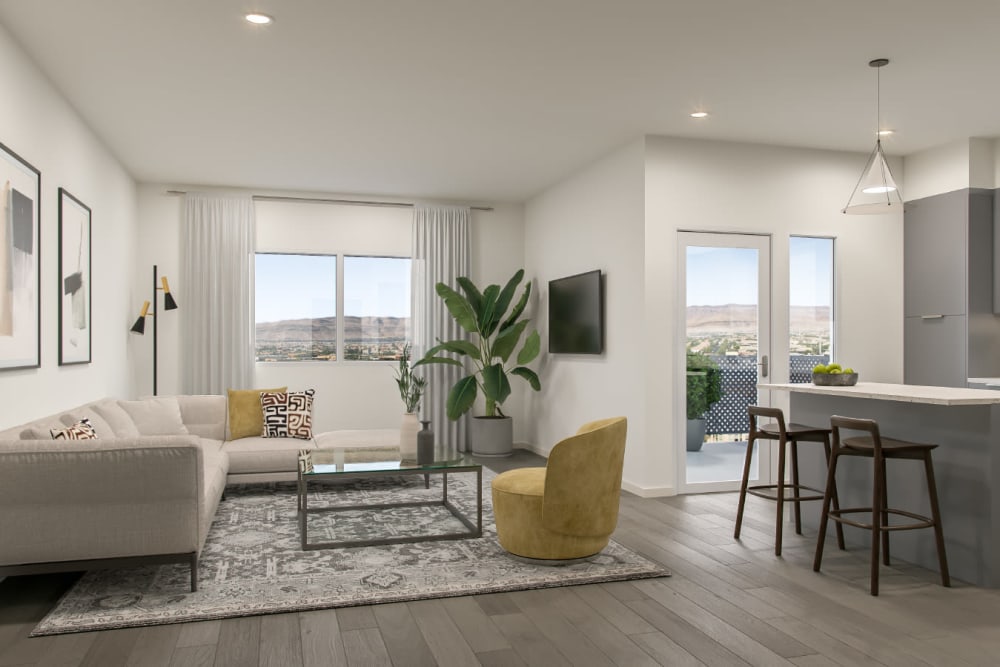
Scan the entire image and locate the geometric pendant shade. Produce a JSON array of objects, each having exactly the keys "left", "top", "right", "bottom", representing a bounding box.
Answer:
[
  {"left": 842, "top": 139, "right": 903, "bottom": 214},
  {"left": 842, "top": 58, "right": 903, "bottom": 215}
]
